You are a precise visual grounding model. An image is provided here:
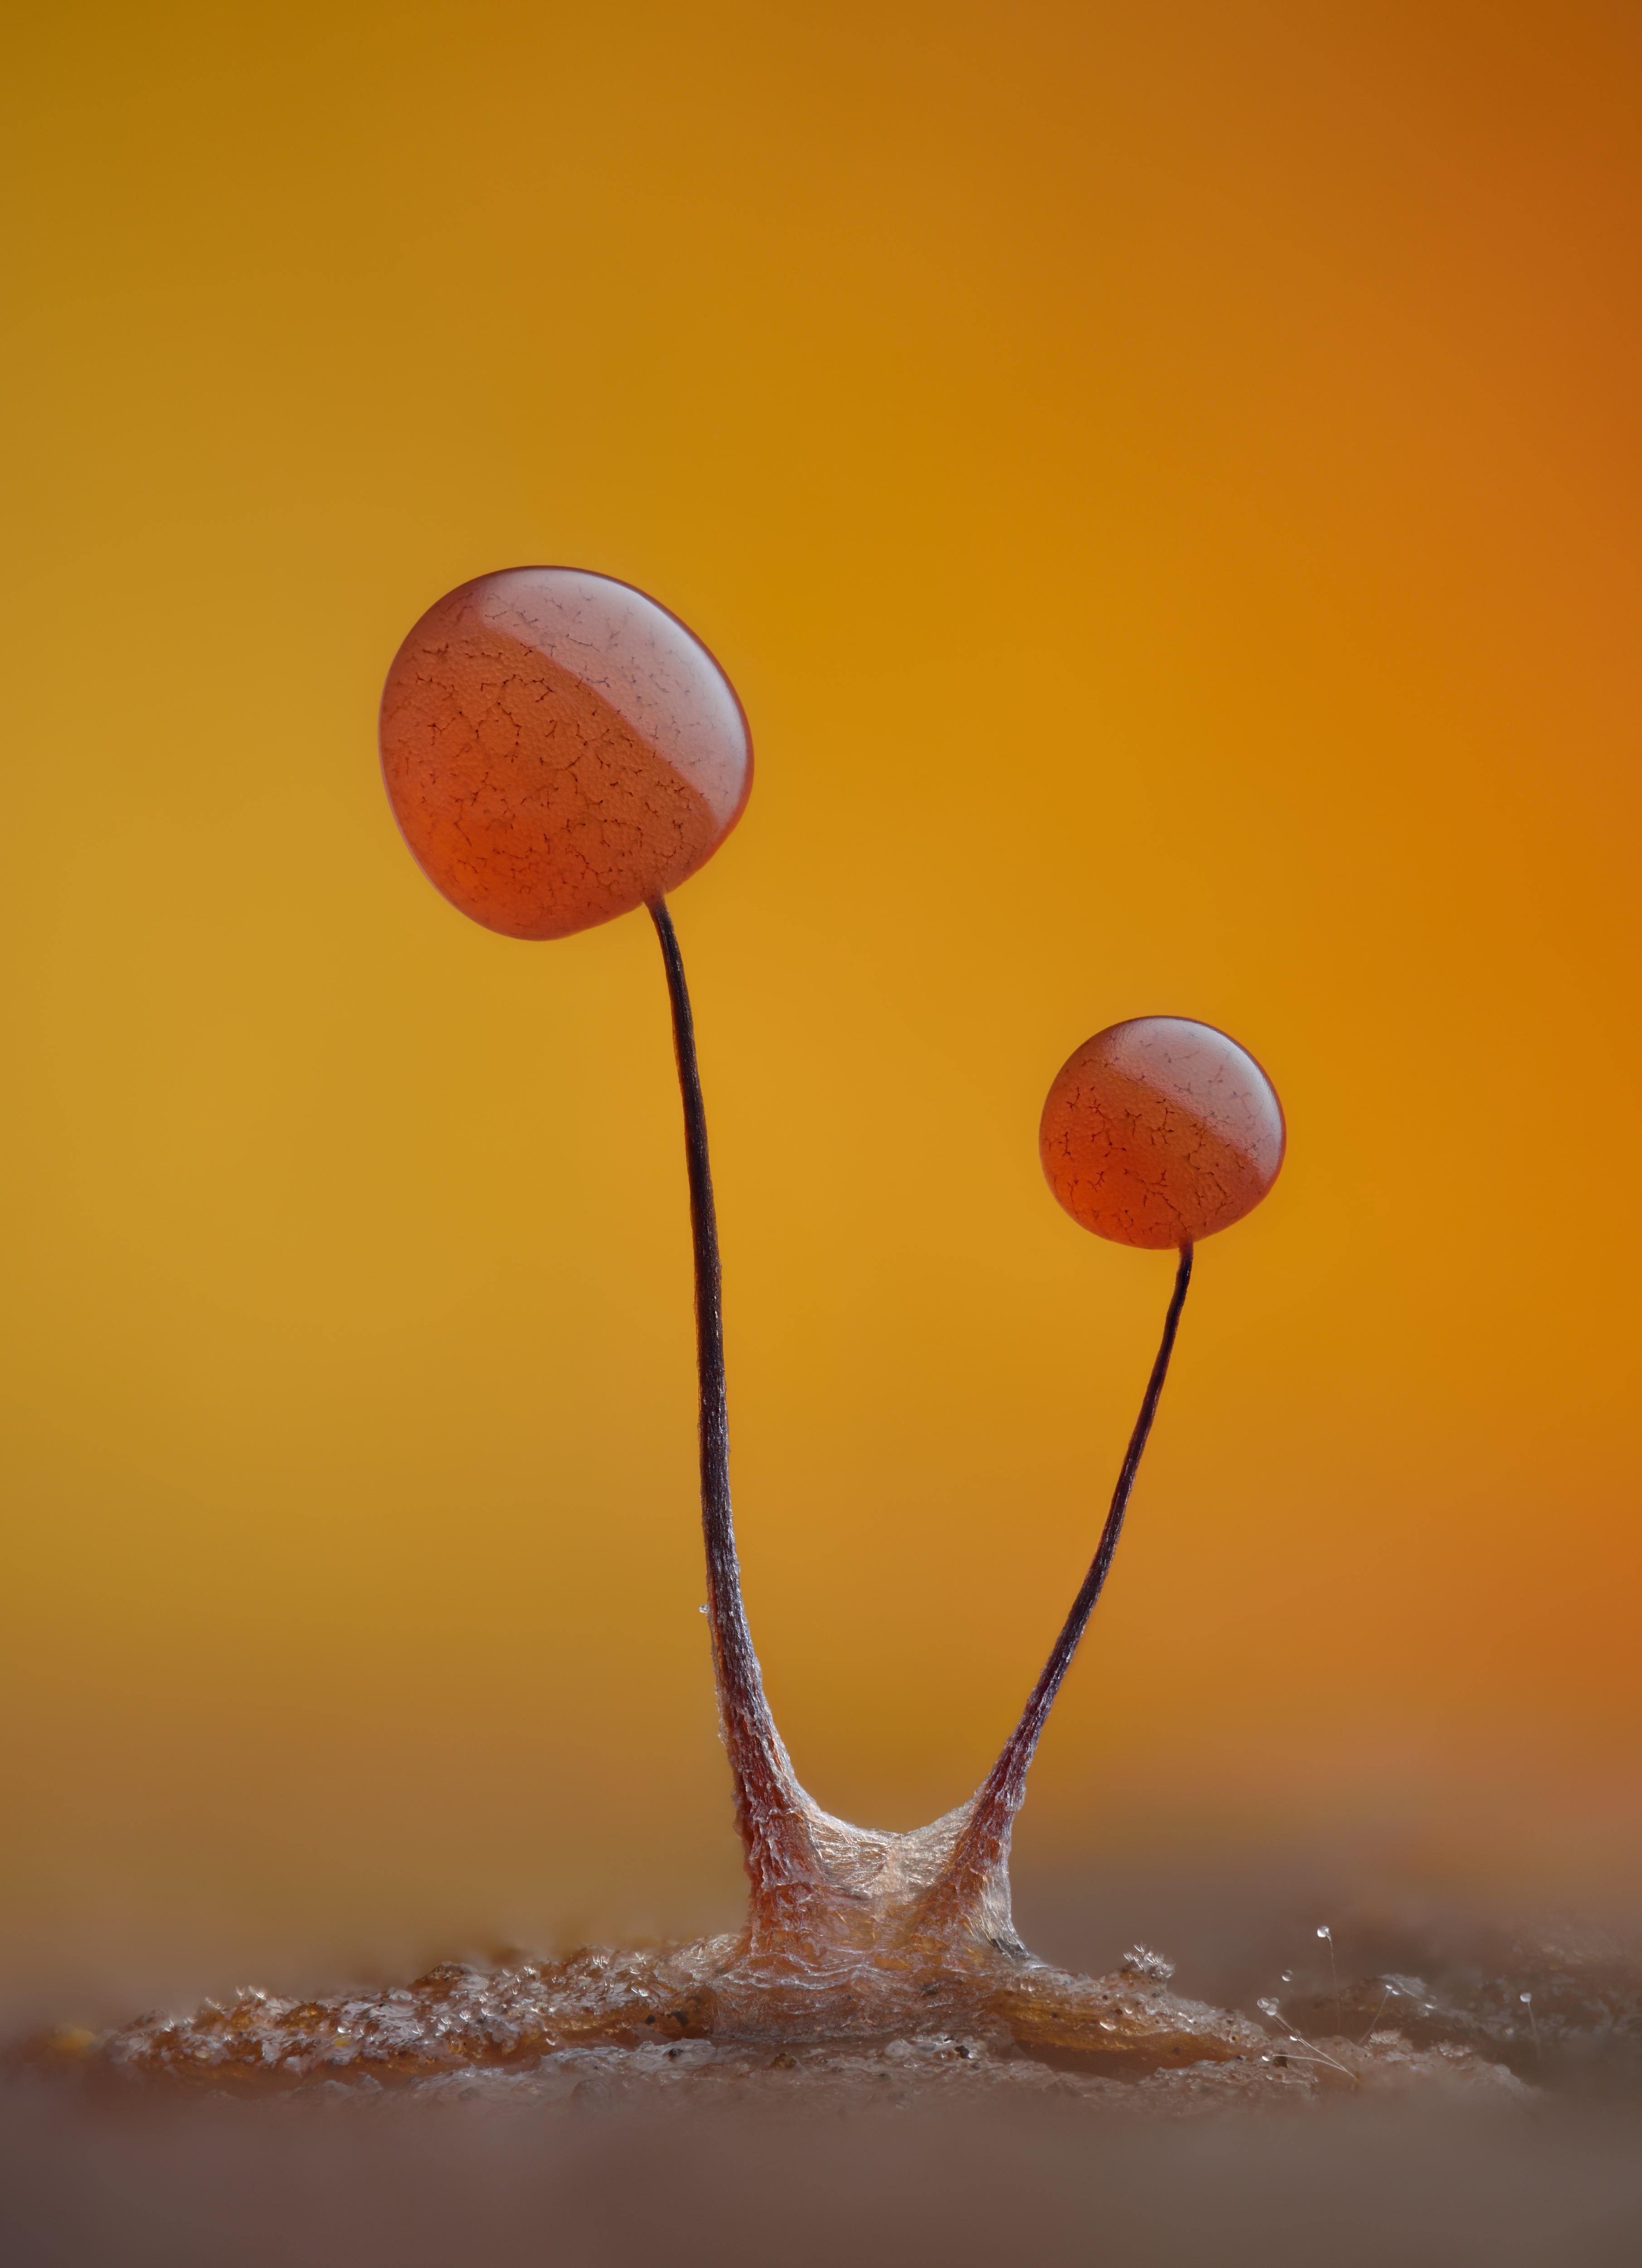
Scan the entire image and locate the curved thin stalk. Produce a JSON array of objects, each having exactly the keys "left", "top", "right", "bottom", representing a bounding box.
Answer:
[
  {"left": 922, "top": 1242, "right": 1195, "bottom": 1927},
  {"left": 648, "top": 899, "right": 811, "bottom": 1907}
]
